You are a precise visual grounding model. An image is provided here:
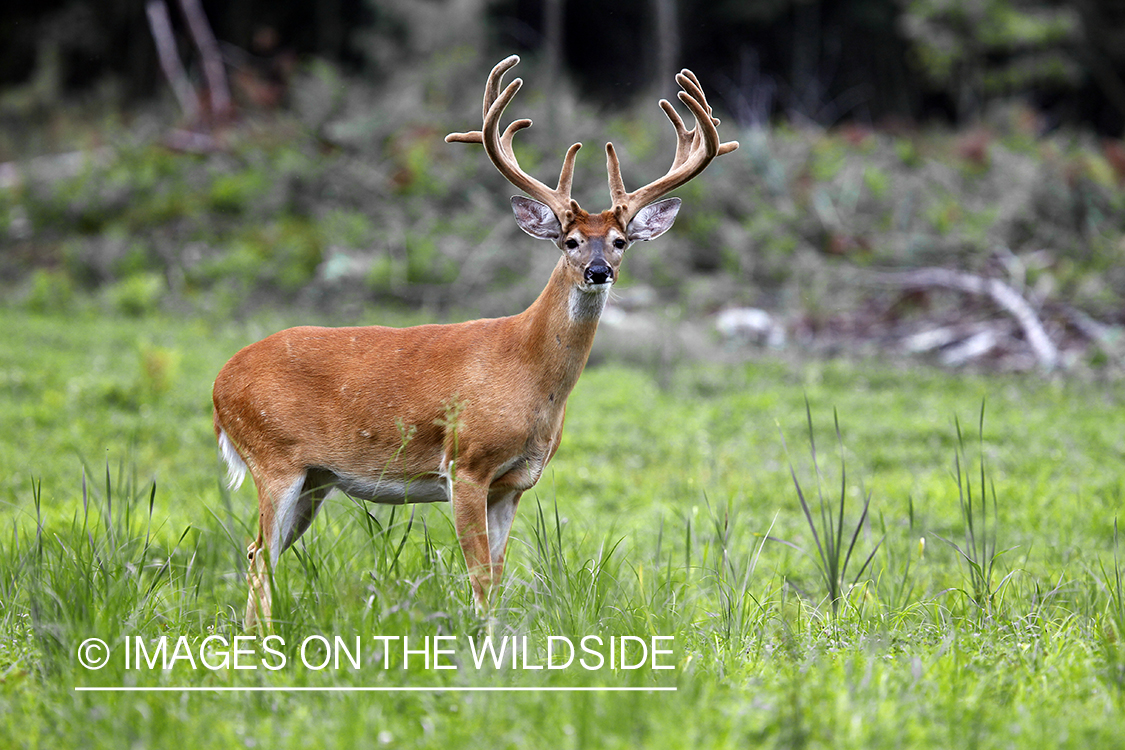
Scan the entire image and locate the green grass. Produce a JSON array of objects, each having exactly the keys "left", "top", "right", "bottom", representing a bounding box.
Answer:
[{"left": 2, "top": 304, "right": 1125, "bottom": 748}]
